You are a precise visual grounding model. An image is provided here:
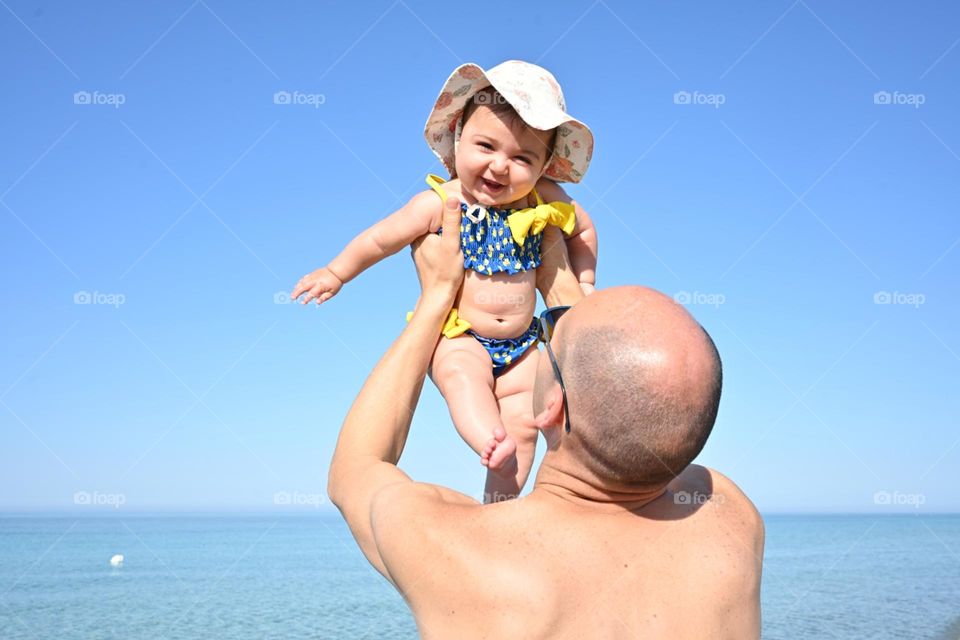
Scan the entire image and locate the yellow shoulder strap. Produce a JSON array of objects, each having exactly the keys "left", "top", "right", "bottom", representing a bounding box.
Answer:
[
  {"left": 425, "top": 174, "right": 448, "bottom": 202},
  {"left": 531, "top": 186, "right": 544, "bottom": 206}
]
